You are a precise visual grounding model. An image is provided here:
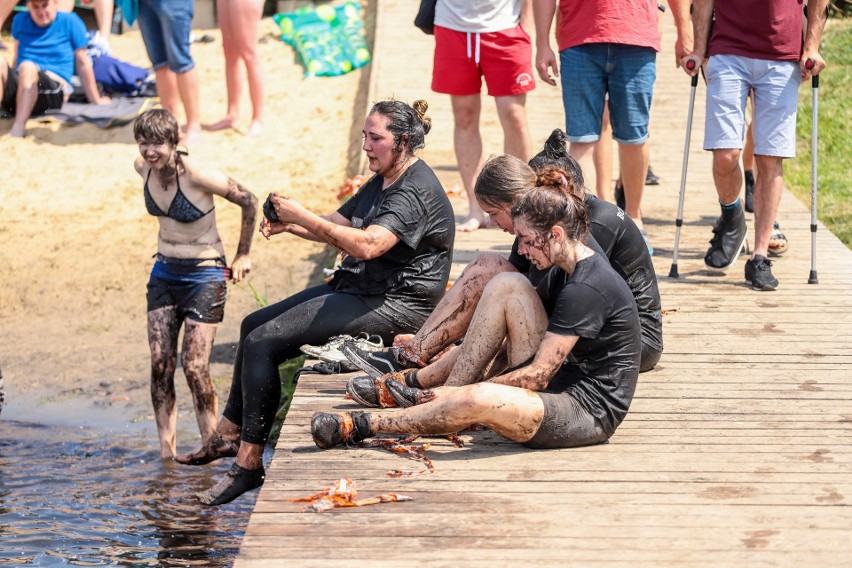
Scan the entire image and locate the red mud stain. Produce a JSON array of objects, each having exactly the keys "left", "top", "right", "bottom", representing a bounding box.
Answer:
[
  {"left": 697, "top": 485, "right": 757, "bottom": 500},
  {"left": 741, "top": 530, "right": 779, "bottom": 549},
  {"left": 799, "top": 380, "right": 824, "bottom": 392},
  {"left": 762, "top": 323, "right": 784, "bottom": 334}
]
